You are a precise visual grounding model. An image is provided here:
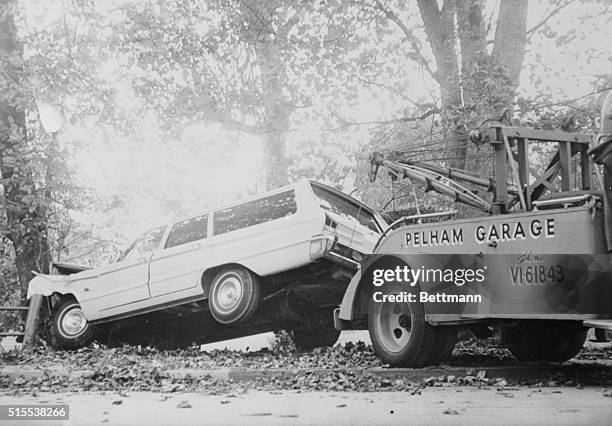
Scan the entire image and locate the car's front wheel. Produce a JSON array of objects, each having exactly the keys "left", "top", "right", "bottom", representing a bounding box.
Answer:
[
  {"left": 208, "top": 267, "right": 261, "bottom": 324},
  {"left": 49, "top": 298, "right": 96, "bottom": 349}
]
